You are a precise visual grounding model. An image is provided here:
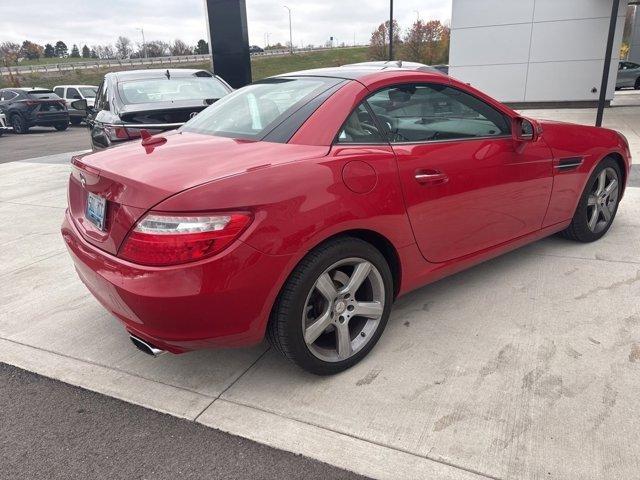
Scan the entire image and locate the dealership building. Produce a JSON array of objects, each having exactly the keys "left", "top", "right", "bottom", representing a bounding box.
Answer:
[{"left": 449, "top": 0, "right": 629, "bottom": 106}]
